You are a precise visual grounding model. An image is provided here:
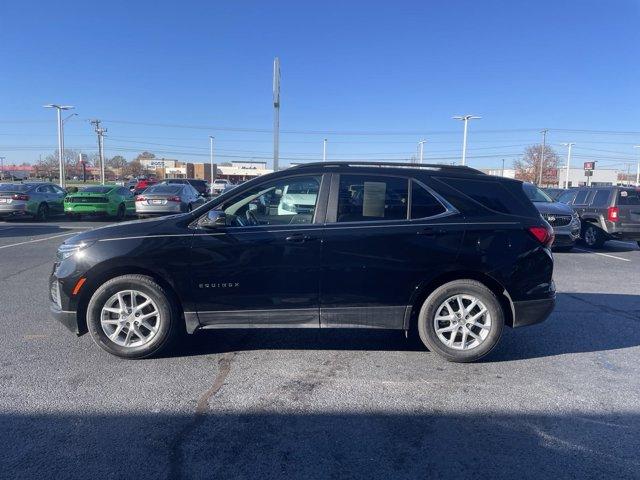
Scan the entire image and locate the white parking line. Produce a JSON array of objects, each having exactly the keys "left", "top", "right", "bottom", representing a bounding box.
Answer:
[
  {"left": 0, "top": 231, "right": 79, "bottom": 250},
  {"left": 573, "top": 247, "right": 631, "bottom": 262}
]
